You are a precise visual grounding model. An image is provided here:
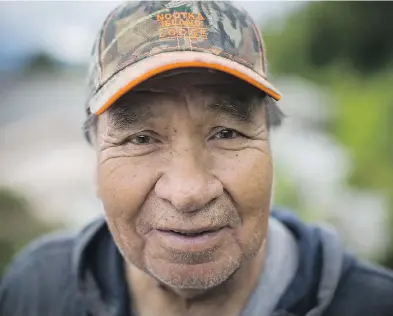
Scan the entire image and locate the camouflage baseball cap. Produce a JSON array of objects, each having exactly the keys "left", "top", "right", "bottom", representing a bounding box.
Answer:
[{"left": 86, "top": 0, "right": 282, "bottom": 116}]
